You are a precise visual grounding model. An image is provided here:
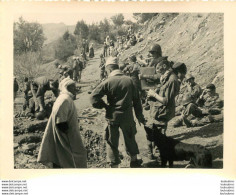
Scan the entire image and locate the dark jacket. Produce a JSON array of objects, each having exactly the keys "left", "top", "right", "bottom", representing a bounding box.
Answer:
[
  {"left": 149, "top": 70, "right": 180, "bottom": 123},
  {"left": 90, "top": 69, "right": 144, "bottom": 123}
]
